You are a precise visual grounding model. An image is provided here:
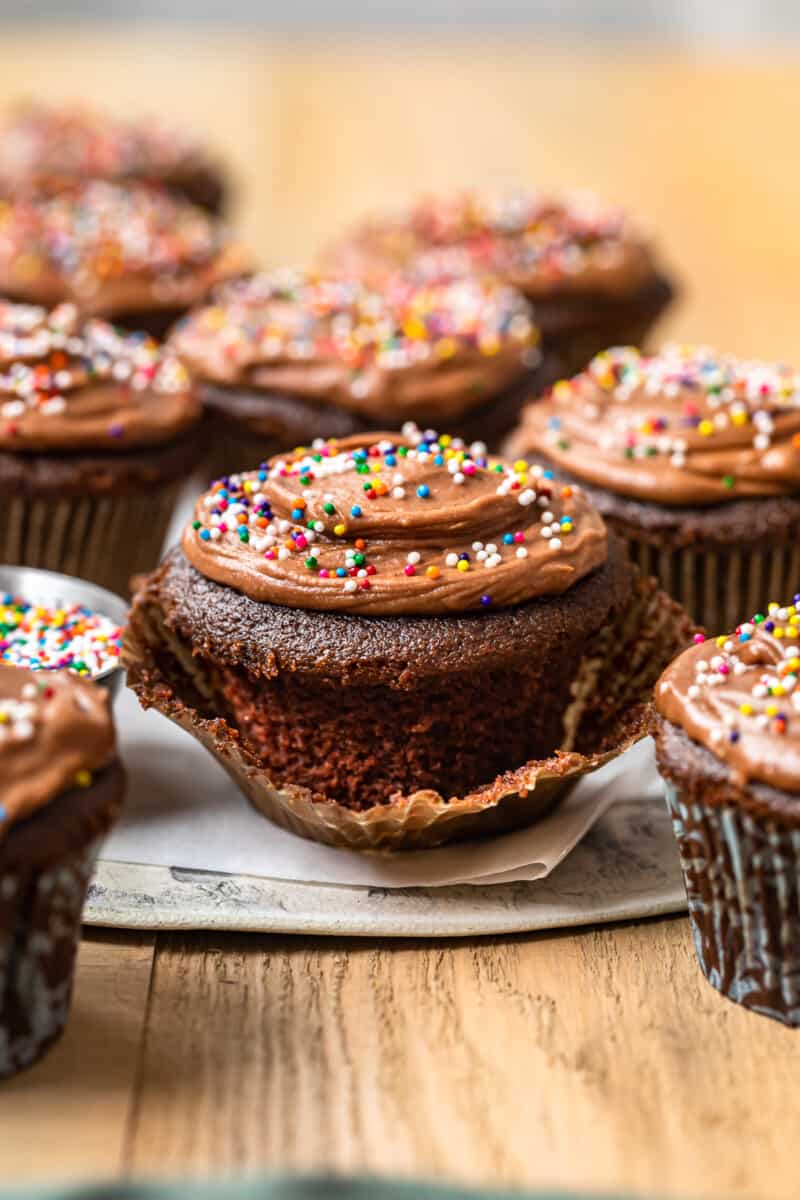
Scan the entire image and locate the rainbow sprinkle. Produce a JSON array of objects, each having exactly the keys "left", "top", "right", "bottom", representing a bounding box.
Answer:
[{"left": 0, "top": 594, "right": 122, "bottom": 676}]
